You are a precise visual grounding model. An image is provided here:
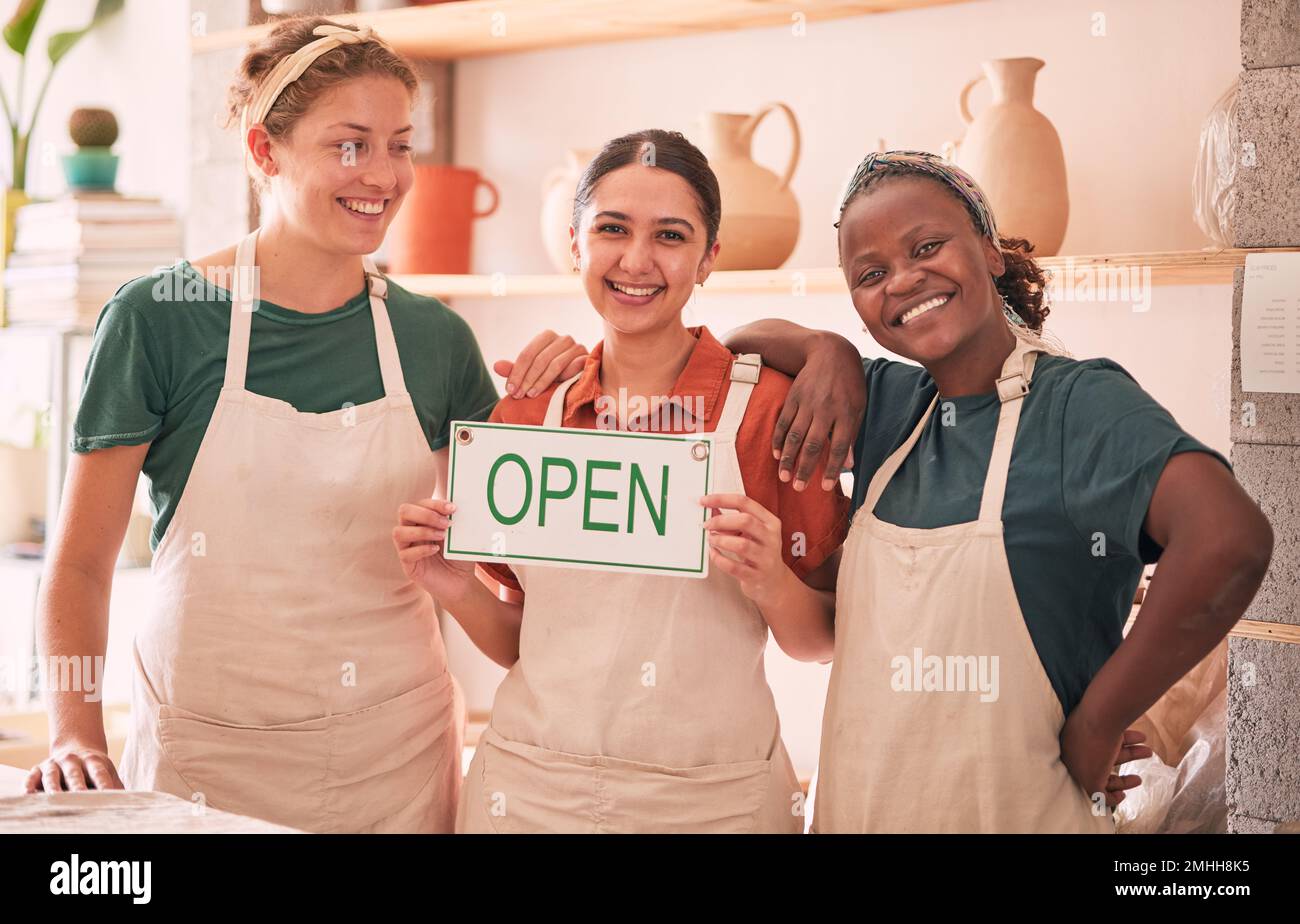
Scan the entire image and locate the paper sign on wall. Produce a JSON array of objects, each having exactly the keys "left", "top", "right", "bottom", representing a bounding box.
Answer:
[
  {"left": 444, "top": 420, "right": 713, "bottom": 578},
  {"left": 1241, "top": 252, "right": 1300, "bottom": 394}
]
